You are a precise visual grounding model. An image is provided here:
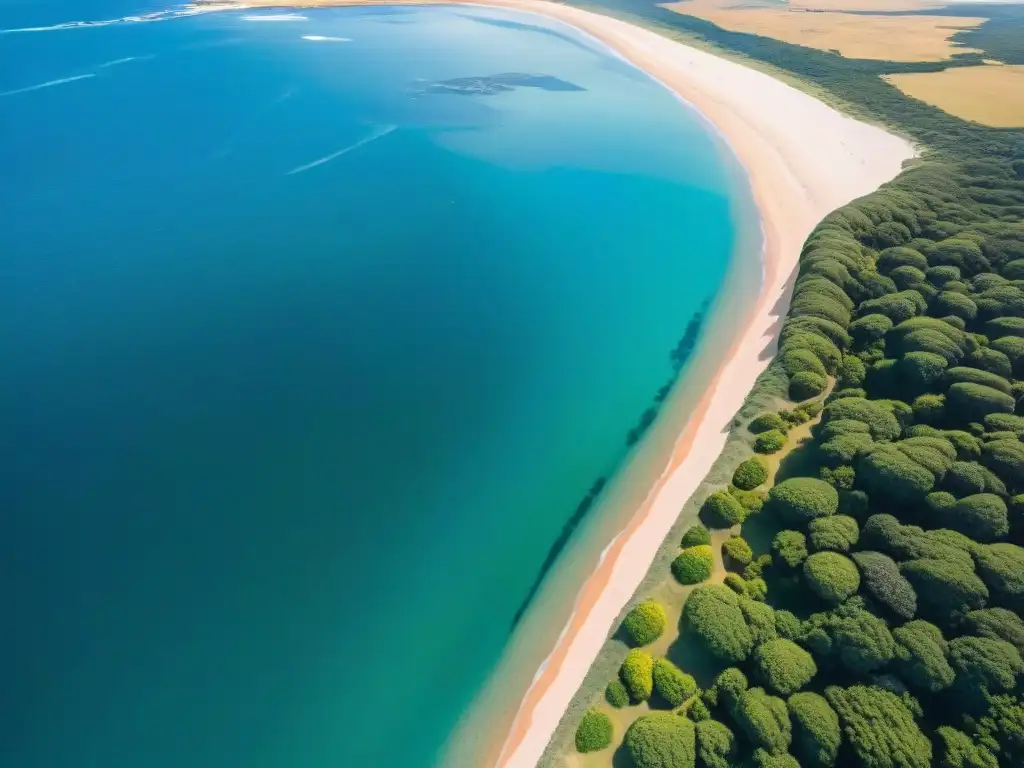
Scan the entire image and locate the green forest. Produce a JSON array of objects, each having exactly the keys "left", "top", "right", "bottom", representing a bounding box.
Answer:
[{"left": 557, "top": 1, "right": 1024, "bottom": 766}]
